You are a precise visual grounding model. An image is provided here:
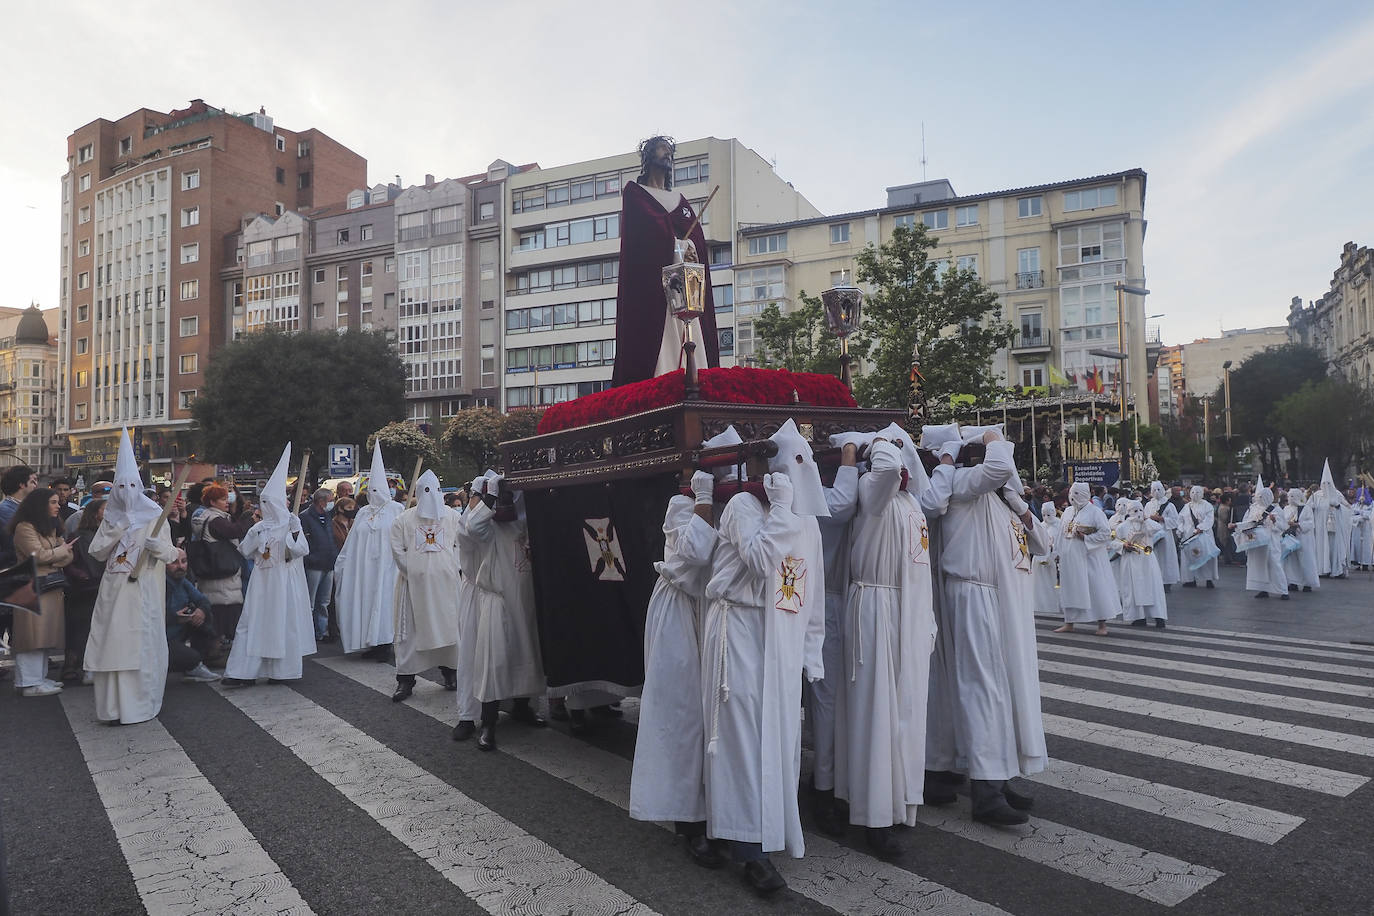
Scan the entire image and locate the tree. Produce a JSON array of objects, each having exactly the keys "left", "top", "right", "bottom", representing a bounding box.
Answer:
[
  {"left": 501, "top": 408, "right": 546, "bottom": 442},
  {"left": 192, "top": 329, "right": 405, "bottom": 475},
  {"left": 441, "top": 407, "right": 506, "bottom": 481},
  {"left": 850, "top": 224, "right": 1014, "bottom": 414},
  {"left": 1271, "top": 378, "right": 1374, "bottom": 480},
  {"left": 1216, "top": 344, "right": 1327, "bottom": 481},
  {"left": 753, "top": 293, "right": 870, "bottom": 376},
  {"left": 367, "top": 421, "right": 439, "bottom": 476}
]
